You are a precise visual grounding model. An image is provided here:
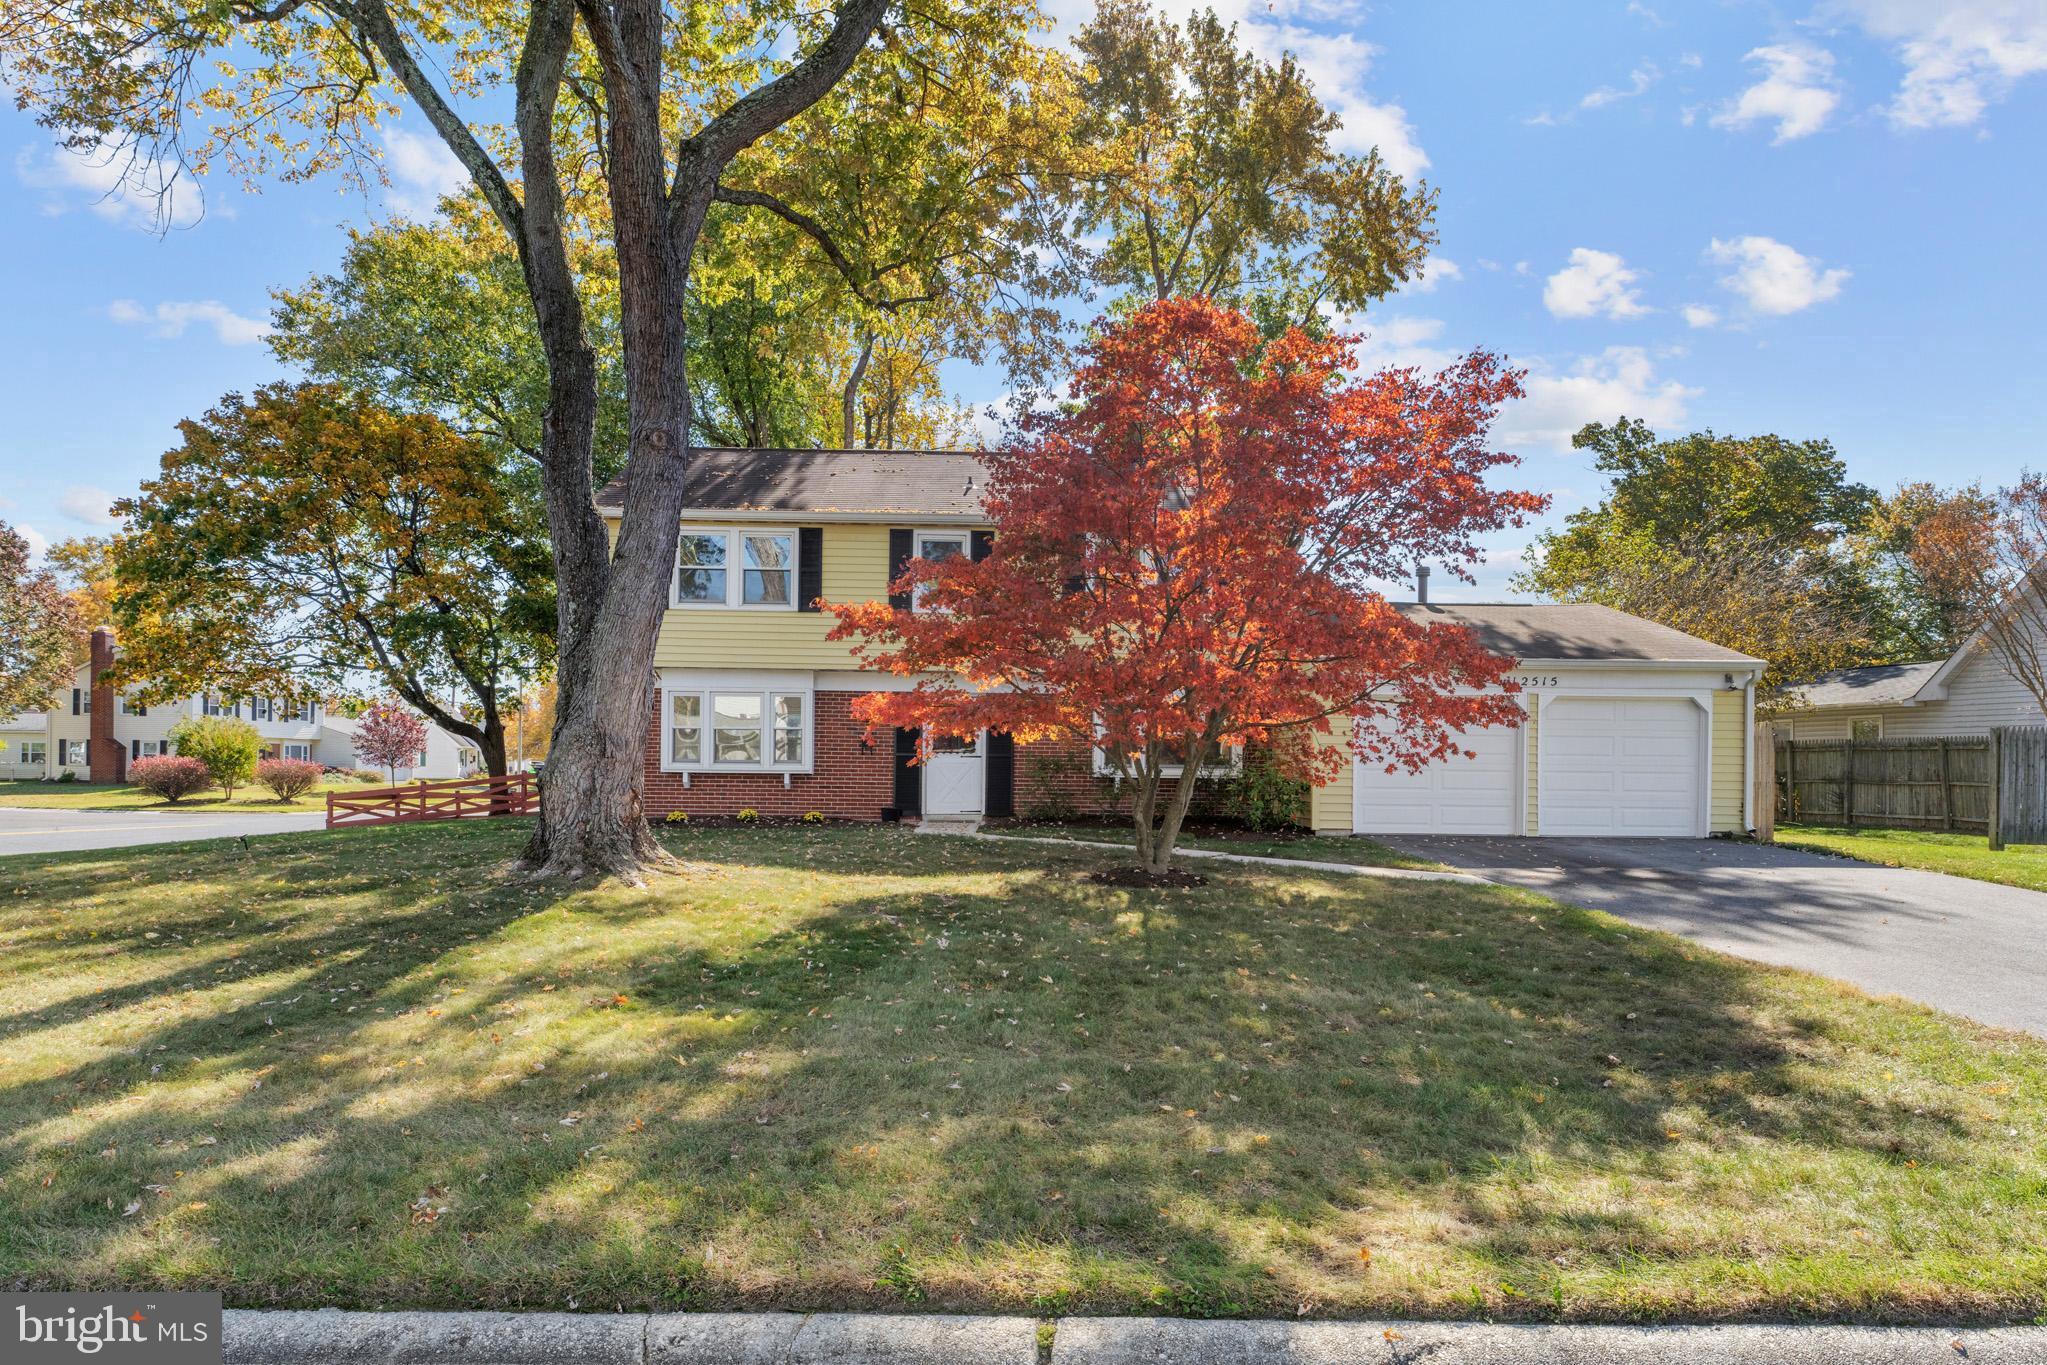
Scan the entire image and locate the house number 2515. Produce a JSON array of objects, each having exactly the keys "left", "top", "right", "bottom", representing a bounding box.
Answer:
[{"left": 1513, "top": 675, "right": 1561, "bottom": 688}]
